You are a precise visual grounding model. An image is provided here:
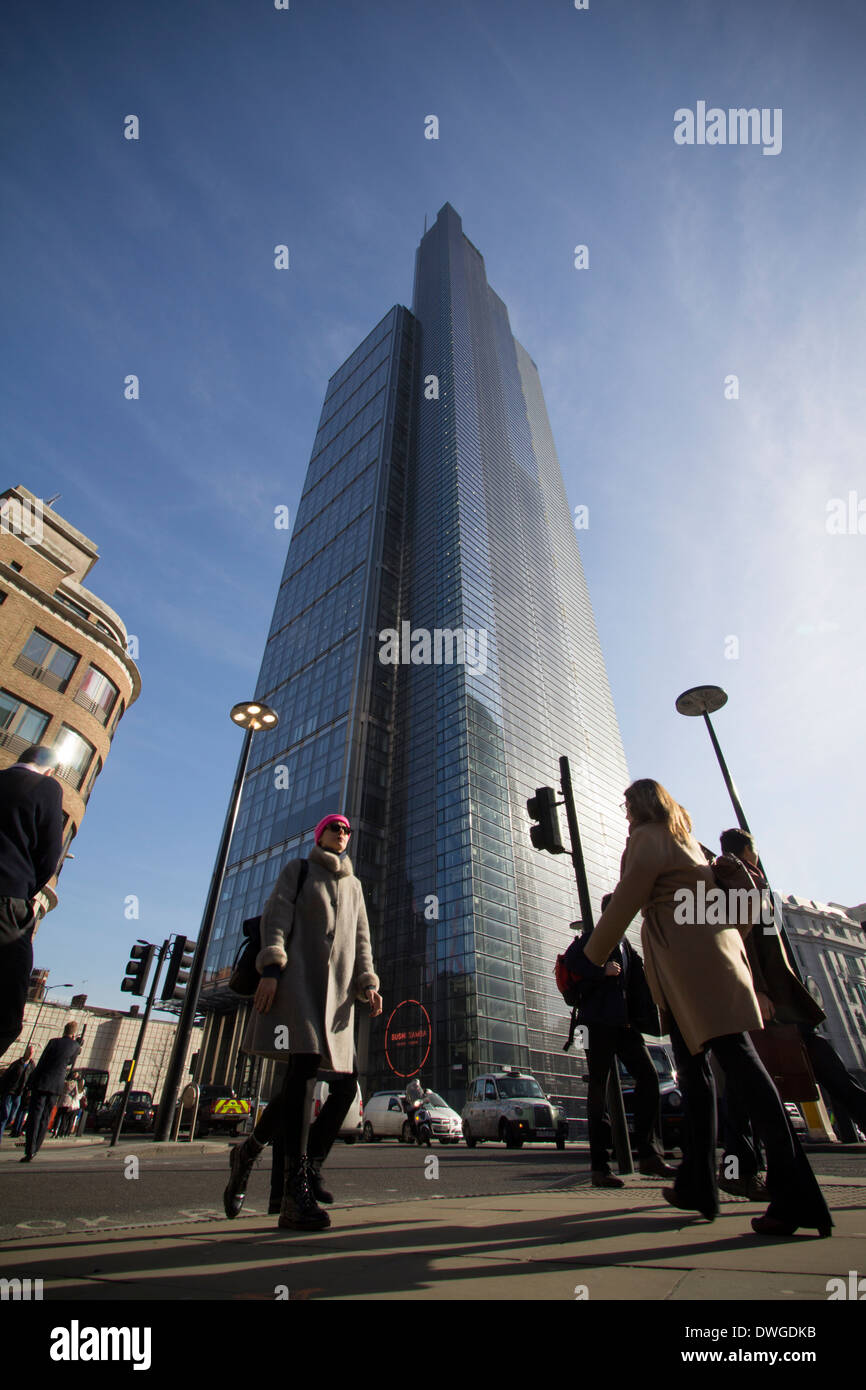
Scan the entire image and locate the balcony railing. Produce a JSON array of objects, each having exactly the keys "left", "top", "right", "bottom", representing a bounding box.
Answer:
[
  {"left": 54, "top": 761, "right": 86, "bottom": 791},
  {"left": 13, "top": 654, "right": 68, "bottom": 692},
  {"left": 73, "top": 689, "right": 111, "bottom": 725},
  {"left": 0, "top": 730, "right": 32, "bottom": 759}
]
